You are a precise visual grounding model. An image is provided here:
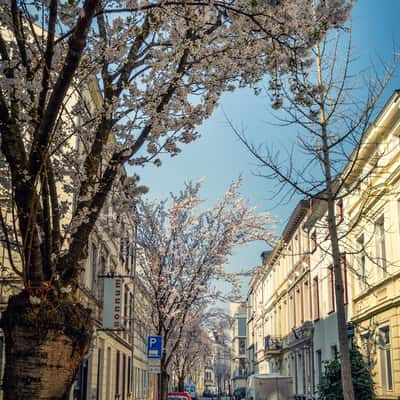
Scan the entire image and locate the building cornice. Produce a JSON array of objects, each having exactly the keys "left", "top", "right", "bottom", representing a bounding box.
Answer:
[{"left": 345, "top": 90, "right": 400, "bottom": 188}]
